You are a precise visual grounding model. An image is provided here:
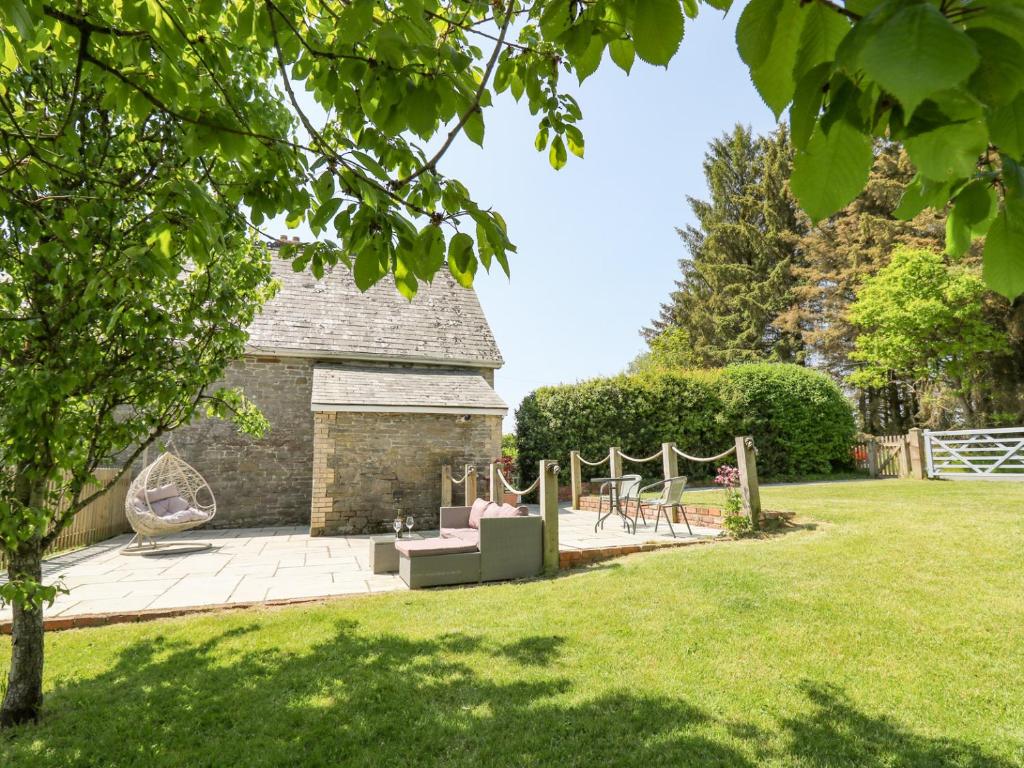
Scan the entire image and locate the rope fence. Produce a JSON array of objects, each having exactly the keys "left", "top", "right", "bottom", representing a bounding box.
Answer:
[
  {"left": 495, "top": 470, "right": 541, "bottom": 497},
  {"left": 618, "top": 450, "right": 663, "bottom": 463},
  {"left": 449, "top": 465, "right": 475, "bottom": 485},
  {"left": 672, "top": 445, "right": 736, "bottom": 463},
  {"left": 568, "top": 437, "right": 762, "bottom": 526}
]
